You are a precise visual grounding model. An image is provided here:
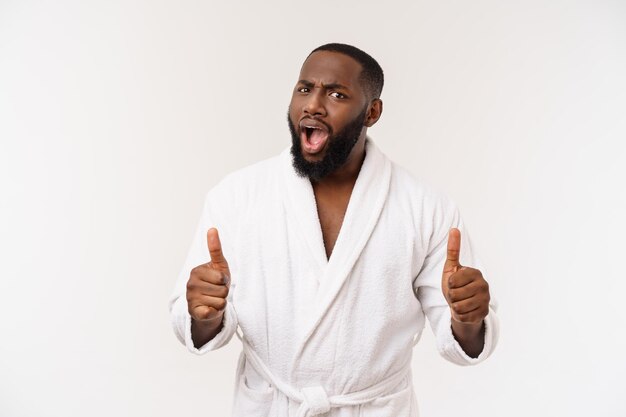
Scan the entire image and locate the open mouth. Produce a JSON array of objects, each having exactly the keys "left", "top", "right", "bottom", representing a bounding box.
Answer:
[{"left": 300, "top": 122, "right": 329, "bottom": 155}]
